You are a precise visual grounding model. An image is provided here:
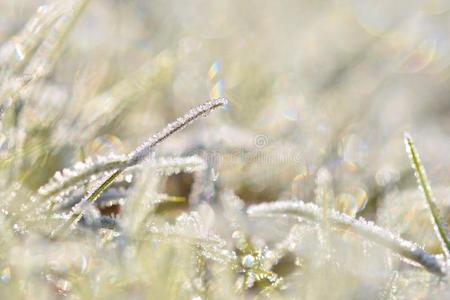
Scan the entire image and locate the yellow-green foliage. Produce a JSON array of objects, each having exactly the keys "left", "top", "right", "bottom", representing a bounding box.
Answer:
[{"left": 0, "top": 1, "right": 449, "bottom": 299}]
